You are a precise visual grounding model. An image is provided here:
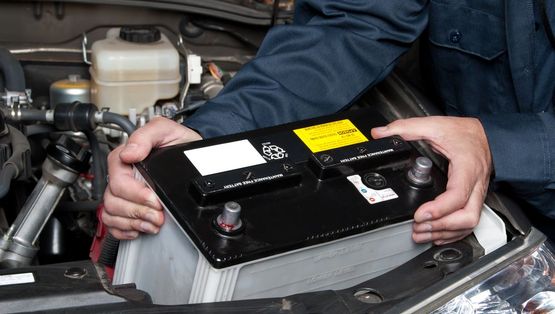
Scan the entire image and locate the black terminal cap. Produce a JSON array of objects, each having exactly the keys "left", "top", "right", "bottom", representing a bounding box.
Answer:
[
  {"left": 47, "top": 135, "right": 91, "bottom": 173},
  {"left": 119, "top": 26, "right": 161, "bottom": 43}
]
